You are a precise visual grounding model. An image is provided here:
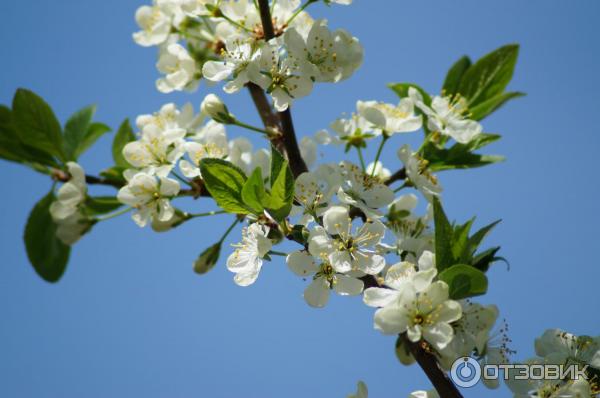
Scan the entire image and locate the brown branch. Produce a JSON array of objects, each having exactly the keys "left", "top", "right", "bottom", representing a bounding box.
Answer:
[
  {"left": 254, "top": 0, "right": 308, "bottom": 178},
  {"left": 248, "top": 6, "right": 455, "bottom": 394},
  {"left": 385, "top": 168, "right": 406, "bottom": 186},
  {"left": 402, "top": 335, "right": 464, "bottom": 398}
]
